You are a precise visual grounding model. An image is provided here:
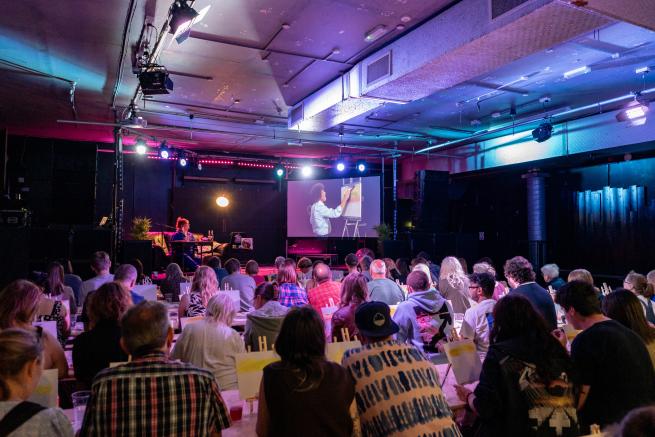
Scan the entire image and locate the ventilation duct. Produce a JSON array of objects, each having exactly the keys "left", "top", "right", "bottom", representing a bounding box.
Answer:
[{"left": 289, "top": 0, "right": 613, "bottom": 132}]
